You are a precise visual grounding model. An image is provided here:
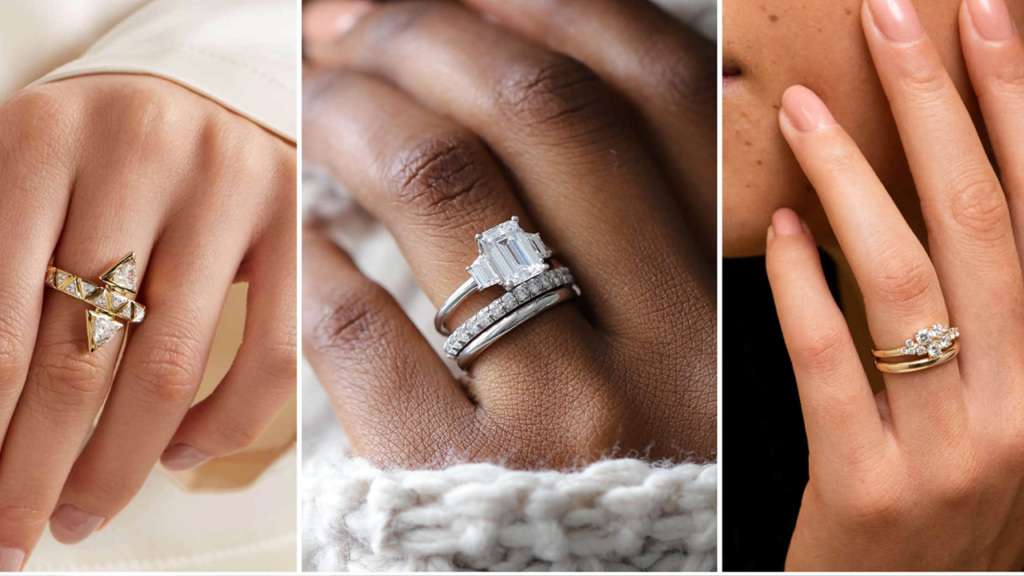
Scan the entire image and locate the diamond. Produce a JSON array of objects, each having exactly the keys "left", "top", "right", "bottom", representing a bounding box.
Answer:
[
  {"left": 88, "top": 289, "right": 108, "bottom": 309},
  {"left": 950, "top": 327, "right": 959, "bottom": 339},
  {"left": 80, "top": 281, "right": 101, "bottom": 300},
  {"left": 475, "top": 218, "right": 549, "bottom": 289},
  {"left": 540, "top": 274, "right": 552, "bottom": 290},
  {"left": 941, "top": 335, "right": 951, "bottom": 349},
  {"left": 514, "top": 286, "right": 530, "bottom": 302},
  {"left": 916, "top": 346, "right": 926, "bottom": 356},
  {"left": 916, "top": 329, "right": 932, "bottom": 346},
  {"left": 905, "top": 339, "right": 915, "bottom": 349},
  {"left": 489, "top": 300, "right": 505, "bottom": 317},
  {"left": 901, "top": 347, "right": 910, "bottom": 355},
  {"left": 45, "top": 269, "right": 54, "bottom": 285},
  {"left": 455, "top": 327, "right": 469, "bottom": 344},
  {"left": 109, "top": 293, "right": 129, "bottom": 313},
  {"left": 928, "top": 343, "right": 943, "bottom": 358},
  {"left": 63, "top": 278, "right": 80, "bottom": 297},
  {"left": 55, "top": 271, "right": 71, "bottom": 289},
  {"left": 116, "top": 302, "right": 133, "bottom": 319},
  {"left": 87, "top": 310, "right": 123, "bottom": 352},
  {"left": 501, "top": 293, "right": 517, "bottom": 309},
  {"left": 133, "top": 304, "right": 146, "bottom": 323},
  {"left": 527, "top": 278, "right": 543, "bottom": 295},
  {"left": 102, "top": 253, "right": 138, "bottom": 293}
]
